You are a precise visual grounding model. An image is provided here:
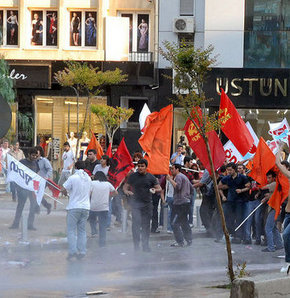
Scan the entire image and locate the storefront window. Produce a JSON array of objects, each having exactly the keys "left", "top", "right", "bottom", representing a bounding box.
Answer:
[
  {"left": 0, "top": 9, "right": 19, "bottom": 47},
  {"left": 35, "top": 96, "right": 106, "bottom": 164},
  {"left": 31, "top": 10, "right": 58, "bottom": 47},
  {"left": 244, "top": 0, "right": 290, "bottom": 68},
  {"left": 121, "top": 12, "right": 150, "bottom": 53},
  {"left": 70, "top": 11, "right": 97, "bottom": 47}
]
